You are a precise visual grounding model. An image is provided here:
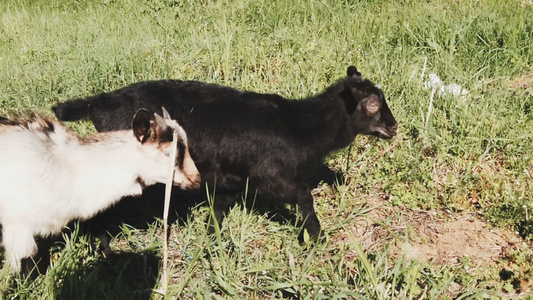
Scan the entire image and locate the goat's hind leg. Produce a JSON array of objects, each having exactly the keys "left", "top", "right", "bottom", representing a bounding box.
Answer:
[
  {"left": 2, "top": 224, "right": 37, "bottom": 274},
  {"left": 268, "top": 181, "right": 322, "bottom": 242}
]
